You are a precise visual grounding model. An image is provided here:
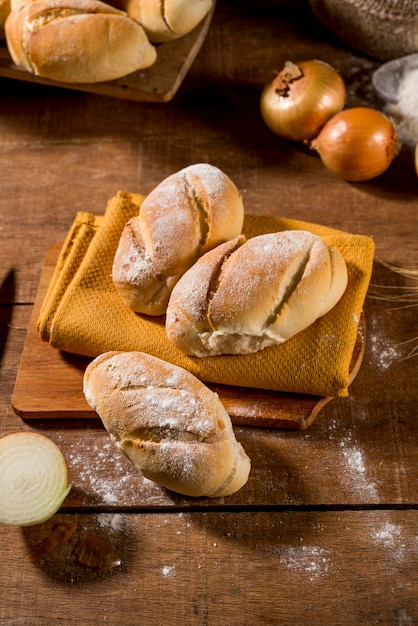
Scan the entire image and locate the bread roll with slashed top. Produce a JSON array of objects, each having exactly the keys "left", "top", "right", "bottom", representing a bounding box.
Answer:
[
  {"left": 83, "top": 351, "right": 251, "bottom": 498},
  {"left": 5, "top": 0, "right": 156, "bottom": 83},
  {"left": 112, "top": 163, "right": 244, "bottom": 316},
  {"left": 122, "top": 0, "right": 213, "bottom": 43},
  {"left": 165, "top": 230, "right": 348, "bottom": 356}
]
